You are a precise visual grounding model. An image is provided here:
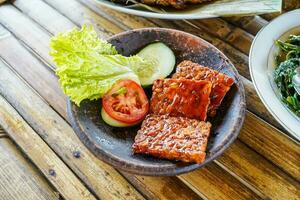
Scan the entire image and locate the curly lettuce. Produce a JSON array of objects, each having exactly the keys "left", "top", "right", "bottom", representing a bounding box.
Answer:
[
  {"left": 50, "top": 25, "right": 118, "bottom": 57},
  {"left": 50, "top": 25, "right": 156, "bottom": 105}
]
